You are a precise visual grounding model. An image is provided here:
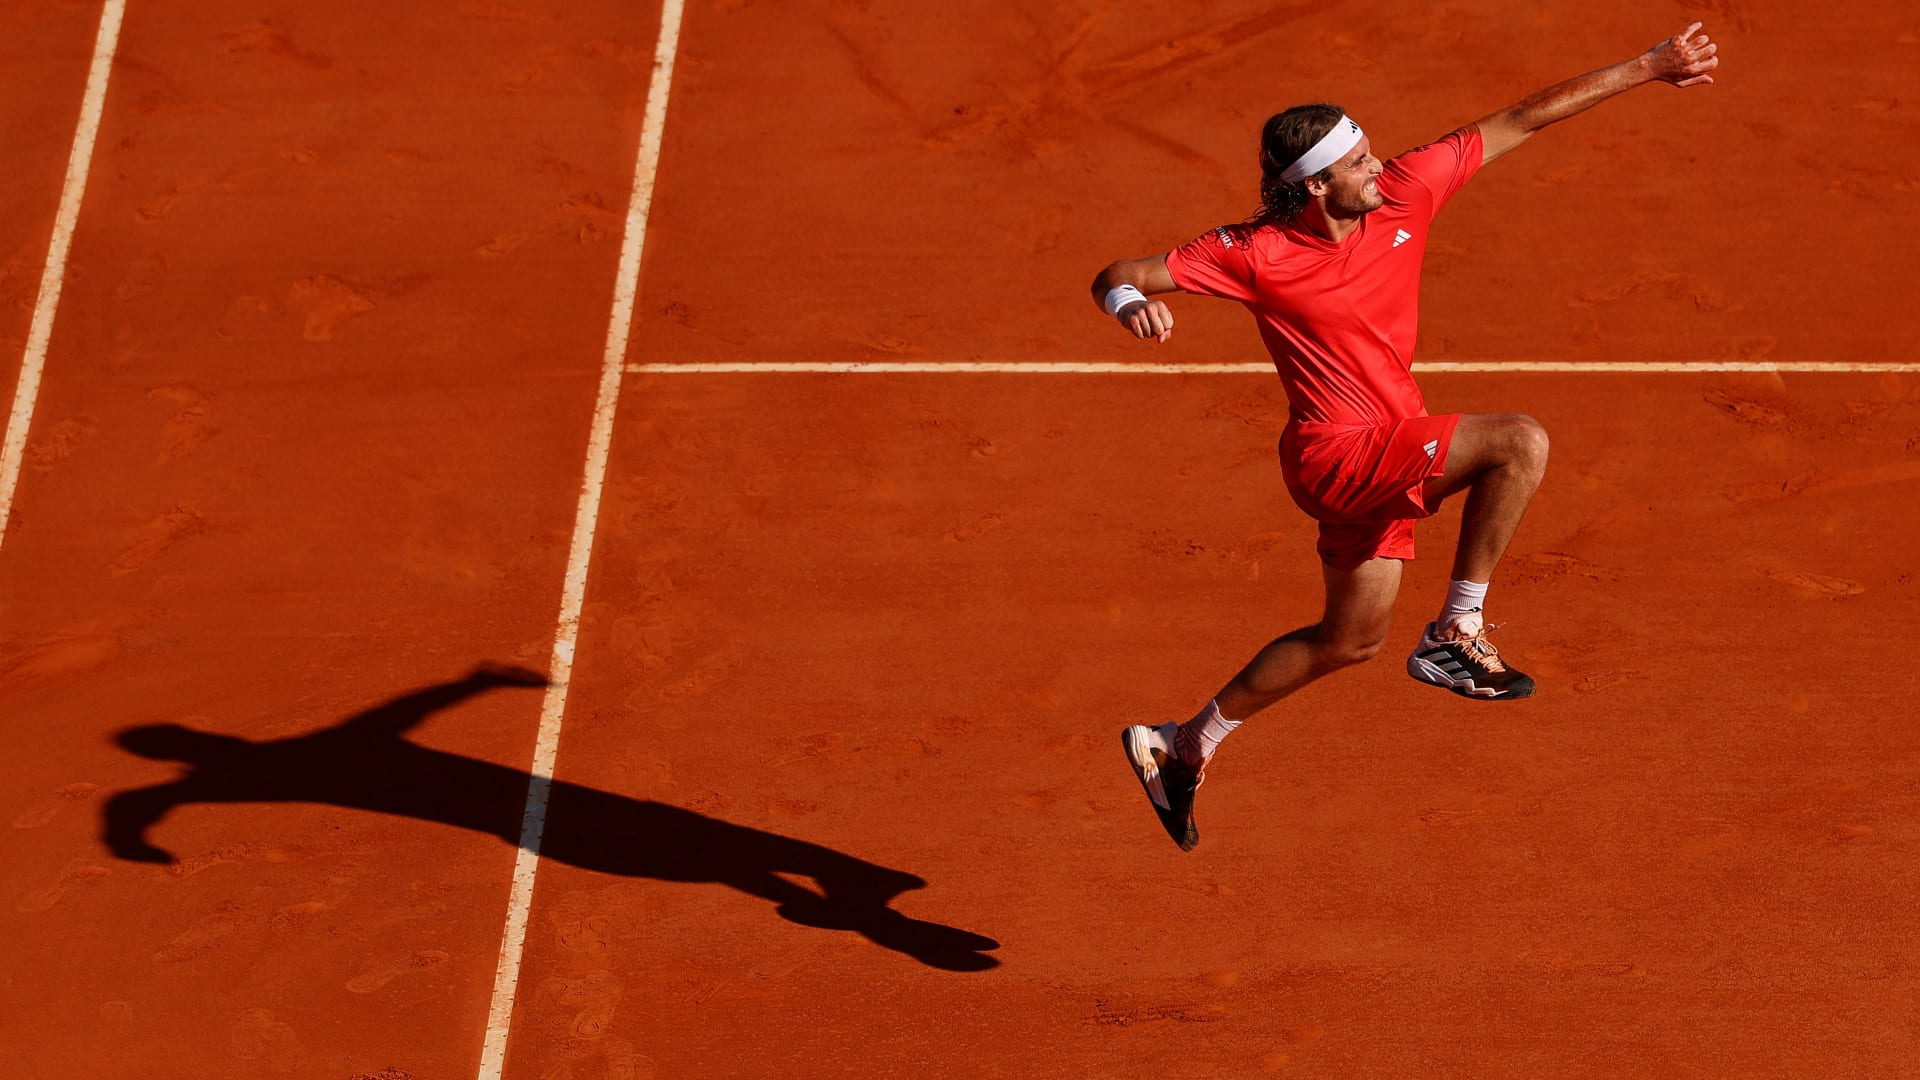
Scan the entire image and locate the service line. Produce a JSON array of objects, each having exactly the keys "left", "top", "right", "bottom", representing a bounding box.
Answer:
[
  {"left": 0, "top": 0, "right": 126, "bottom": 549},
  {"left": 625, "top": 361, "right": 1920, "bottom": 374},
  {"left": 474, "top": 0, "right": 686, "bottom": 1075}
]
